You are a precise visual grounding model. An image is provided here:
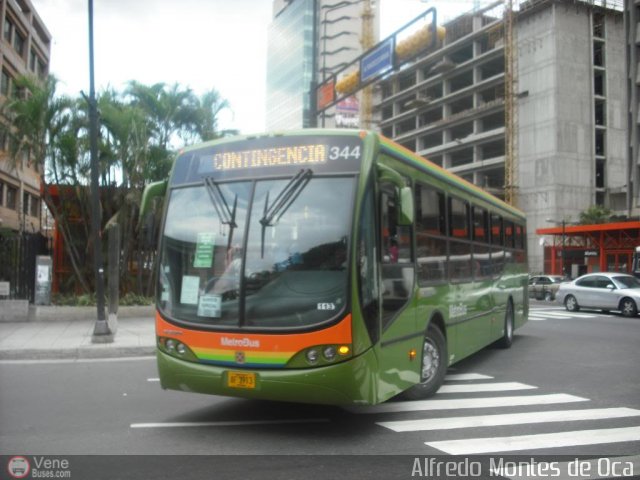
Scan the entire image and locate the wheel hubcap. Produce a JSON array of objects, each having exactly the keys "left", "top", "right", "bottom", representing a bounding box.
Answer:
[{"left": 421, "top": 340, "right": 439, "bottom": 382}]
